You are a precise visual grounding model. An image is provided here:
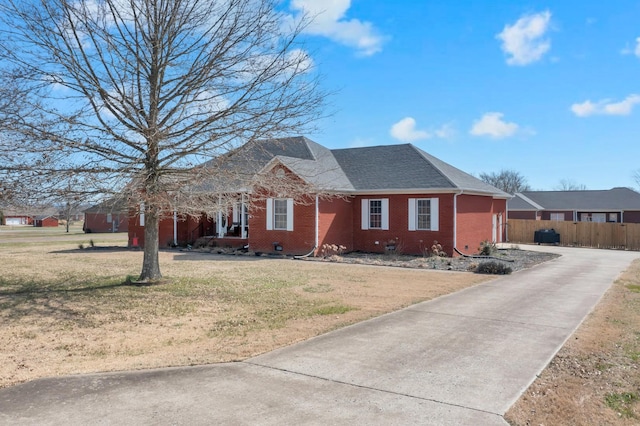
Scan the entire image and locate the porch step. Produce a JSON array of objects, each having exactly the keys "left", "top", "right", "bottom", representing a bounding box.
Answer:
[{"left": 193, "top": 236, "right": 215, "bottom": 248}]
